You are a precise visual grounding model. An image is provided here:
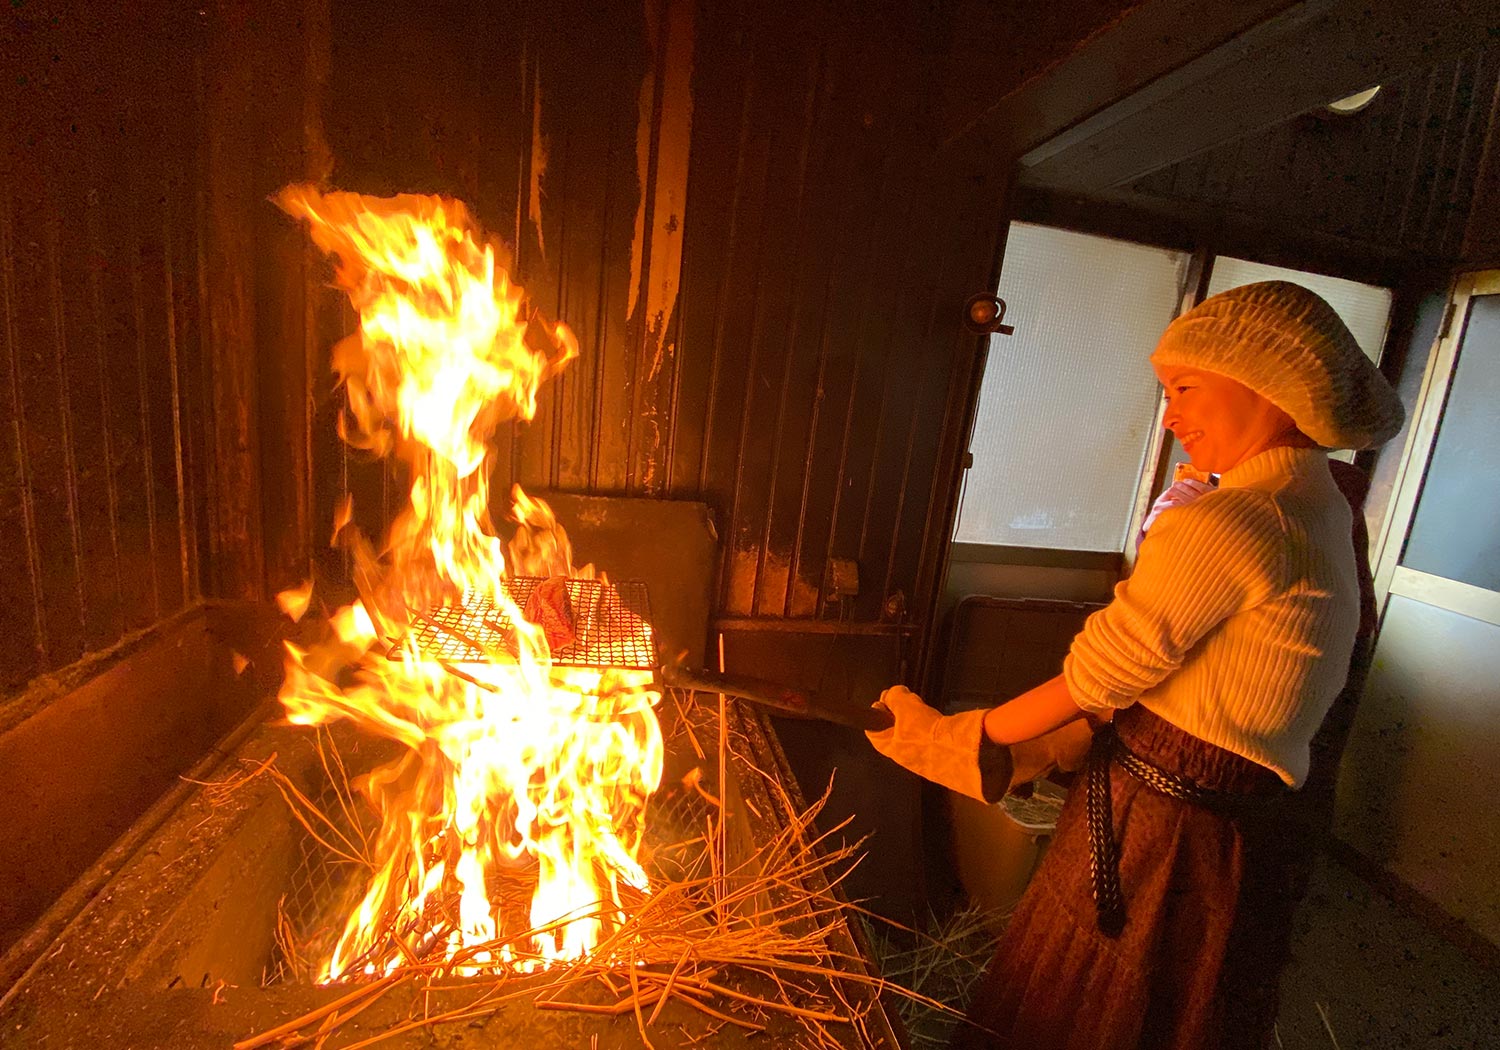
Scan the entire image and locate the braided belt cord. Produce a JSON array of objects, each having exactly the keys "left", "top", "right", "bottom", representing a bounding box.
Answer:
[
  {"left": 1086, "top": 727, "right": 1126, "bottom": 937},
  {"left": 1113, "top": 744, "right": 1259, "bottom": 808},
  {"left": 1085, "top": 724, "right": 1279, "bottom": 937}
]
